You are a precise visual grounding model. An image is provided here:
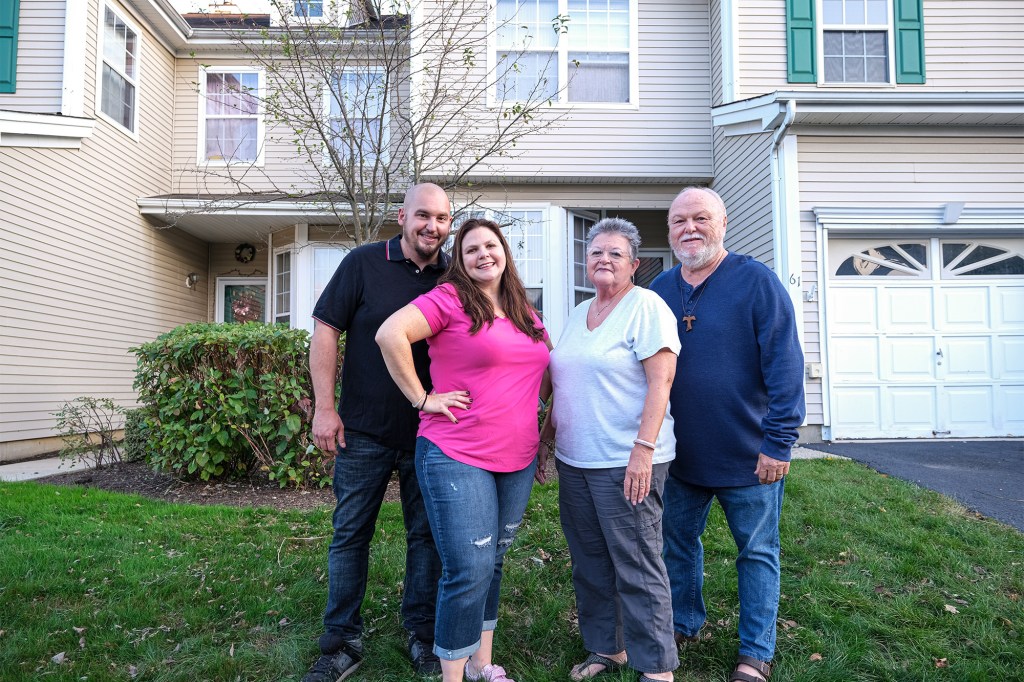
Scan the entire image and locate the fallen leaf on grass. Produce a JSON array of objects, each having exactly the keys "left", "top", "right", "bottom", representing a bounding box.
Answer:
[
  {"left": 79, "top": 637, "right": 86, "bottom": 649},
  {"left": 51, "top": 652, "right": 66, "bottom": 665},
  {"left": 781, "top": 620, "right": 798, "bottom": 630},
  {"left": 809, "top": 653, "right": 823, "bottom": 662},
  {"left": 73, "top": 626, "right": 86, "bottom": 635},
  {"left": 129, "top": 664, "right": 138, "bottom": 678},
  {"left": 278, "top": 617, "right": 290, "bottom": 627},
  {"left": 944, "top": 604, "right": 959, "bottom": 614},
  {"left": 229, "top": 643, "right": 235, "bottom": 657},
  {"left": 1001, "top": 617, "right": 1014, "bottom": 628},
  {"left": 934, "top": 658, "right": 948, "bottom": 668}
]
